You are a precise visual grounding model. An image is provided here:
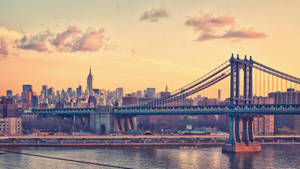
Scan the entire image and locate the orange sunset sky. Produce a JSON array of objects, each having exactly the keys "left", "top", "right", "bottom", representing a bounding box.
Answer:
[{"left": 0, "top": 0, "right": 299, "bottom": 96}]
